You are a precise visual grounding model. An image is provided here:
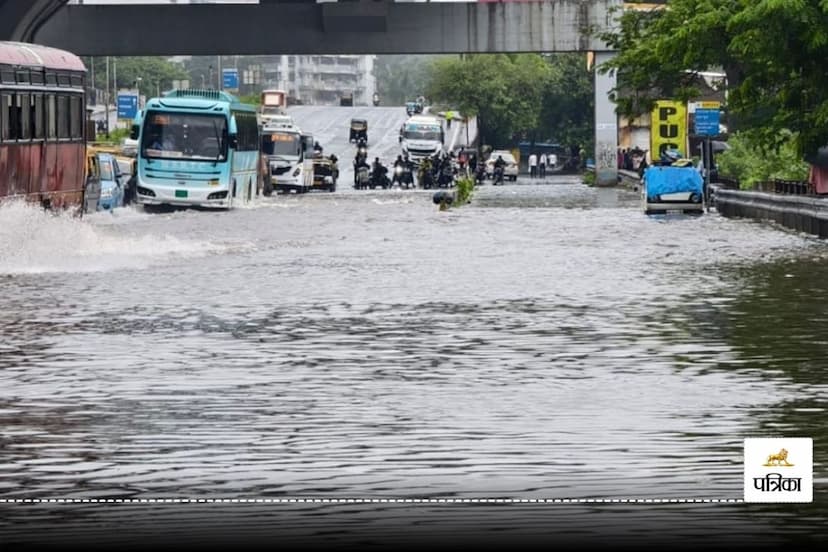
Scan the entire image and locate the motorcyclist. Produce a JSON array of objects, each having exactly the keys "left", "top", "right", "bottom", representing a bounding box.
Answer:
[
  {"left": 419, "top": 157, "right": 434, "bottom": 189},
  {"left": 392, "top": 155, "right": 406, "bottom": 187},
  {"left": 353, "top": 154, "right": 370, "bottom": 189},
  {"left": 313, "top": 141, "right": 323, "bottom": 157},
  {"left": 493, "top": 155, "right": 506, "bottom": 185},
  {"left": 438, "top": 155, "right": 454, "bottom": 188},
  {"left": 371, "top": 157, "right": 389, "bottom": 188},
  {"left": 475, "top": 158, "right": 487, "bottom": 185}
]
